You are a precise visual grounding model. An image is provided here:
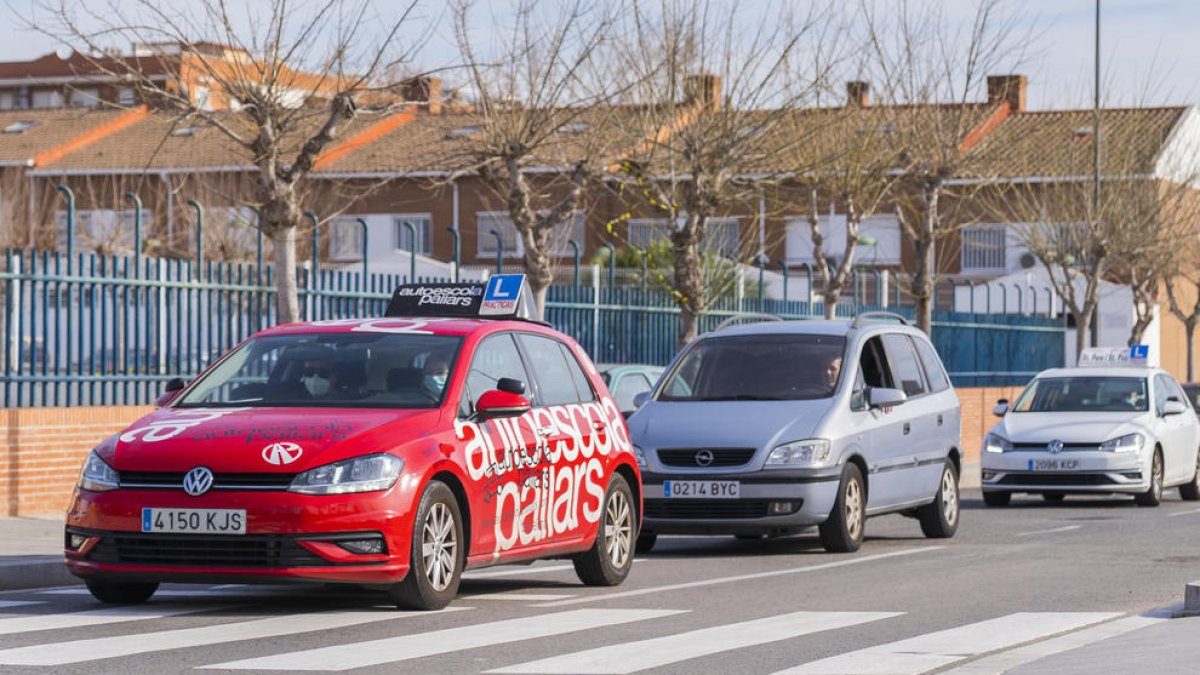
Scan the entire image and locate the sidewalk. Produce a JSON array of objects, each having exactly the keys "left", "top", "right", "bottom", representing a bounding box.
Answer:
[
  {"left": 1008, "top": 615, "right": 1200, "bottom": 674},
  {"left": 0, "top": 516, "right": 77, "bottom": 590}
]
